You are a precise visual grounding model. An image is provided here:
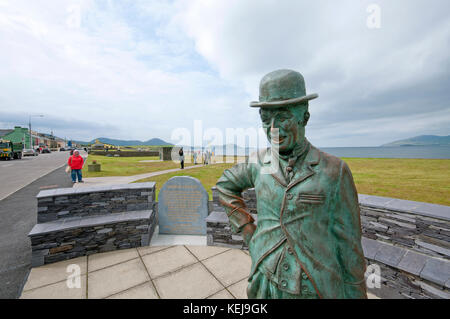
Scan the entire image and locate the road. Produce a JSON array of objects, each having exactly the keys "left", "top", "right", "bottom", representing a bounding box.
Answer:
[
  {"left": 0, "top": 151, "right": 73, "bottom": 201},
  {"left": 0, "top": 151, "right": 87, "bottom": 298}
]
